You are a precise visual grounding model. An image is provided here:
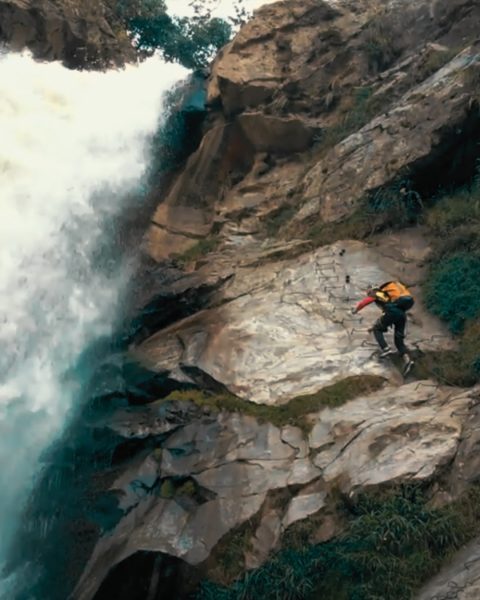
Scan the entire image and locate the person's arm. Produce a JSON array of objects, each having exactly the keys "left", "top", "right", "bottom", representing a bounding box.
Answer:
[{"left": 352, "top": 295, "right": 376, "bottom": 314}]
